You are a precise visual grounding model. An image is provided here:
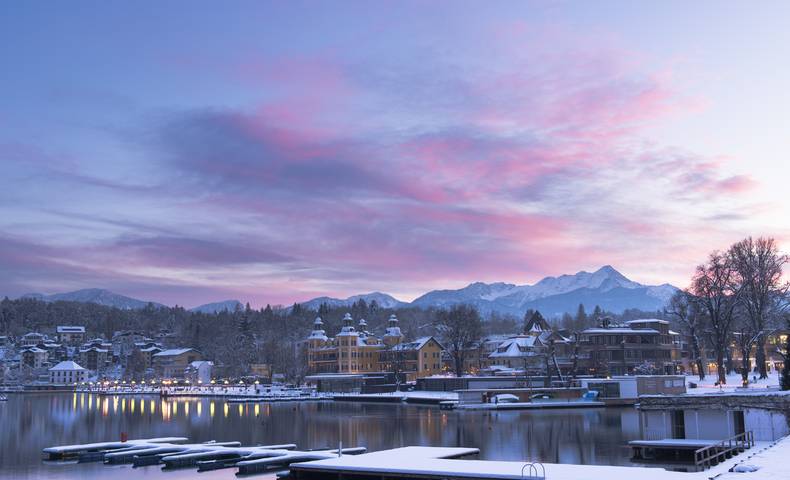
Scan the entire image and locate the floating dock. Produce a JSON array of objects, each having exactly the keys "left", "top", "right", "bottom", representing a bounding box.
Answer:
[{"left": 287, "top": 446, "right": 701, "bottom": 480}]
